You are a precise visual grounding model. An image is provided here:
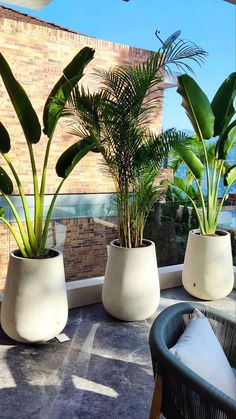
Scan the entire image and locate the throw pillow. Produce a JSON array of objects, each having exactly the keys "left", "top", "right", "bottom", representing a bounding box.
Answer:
[{"left": 170, "top": 311, "right": 236, "bottom": 400}]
